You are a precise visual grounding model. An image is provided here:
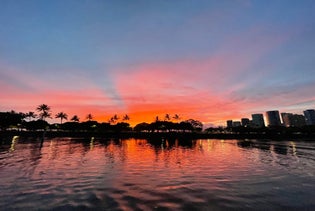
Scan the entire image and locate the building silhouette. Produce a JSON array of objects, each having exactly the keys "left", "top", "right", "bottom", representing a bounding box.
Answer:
[
  {"left": 266, "top": 110, "right": 281, "bottom": 126},
  {"left": 303, "top": 109, "right": 315, "bottom": 125},
  {"left": 232, "top": 121, "right": 241, "bottom": 127},
  {"left": 251, "top": 114, "right": 265, "bottom": 128},
  {"left": 226, "top": 120, "right": 233, "bottom": 128},
  {"left": 281, "top": 113, "right": 292, "bottom": 127},
  {"left": 281, "top": 113, "right": 306, "bottom": 127},
  {"left": 224, "top": 109, "right": 313, "bottom": 129},
  {"left": 241, "top": 118, "right": 250, "bottom": 127},
  {"left": 291, "top": 114, "right": 306, "bottom": 127}
]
